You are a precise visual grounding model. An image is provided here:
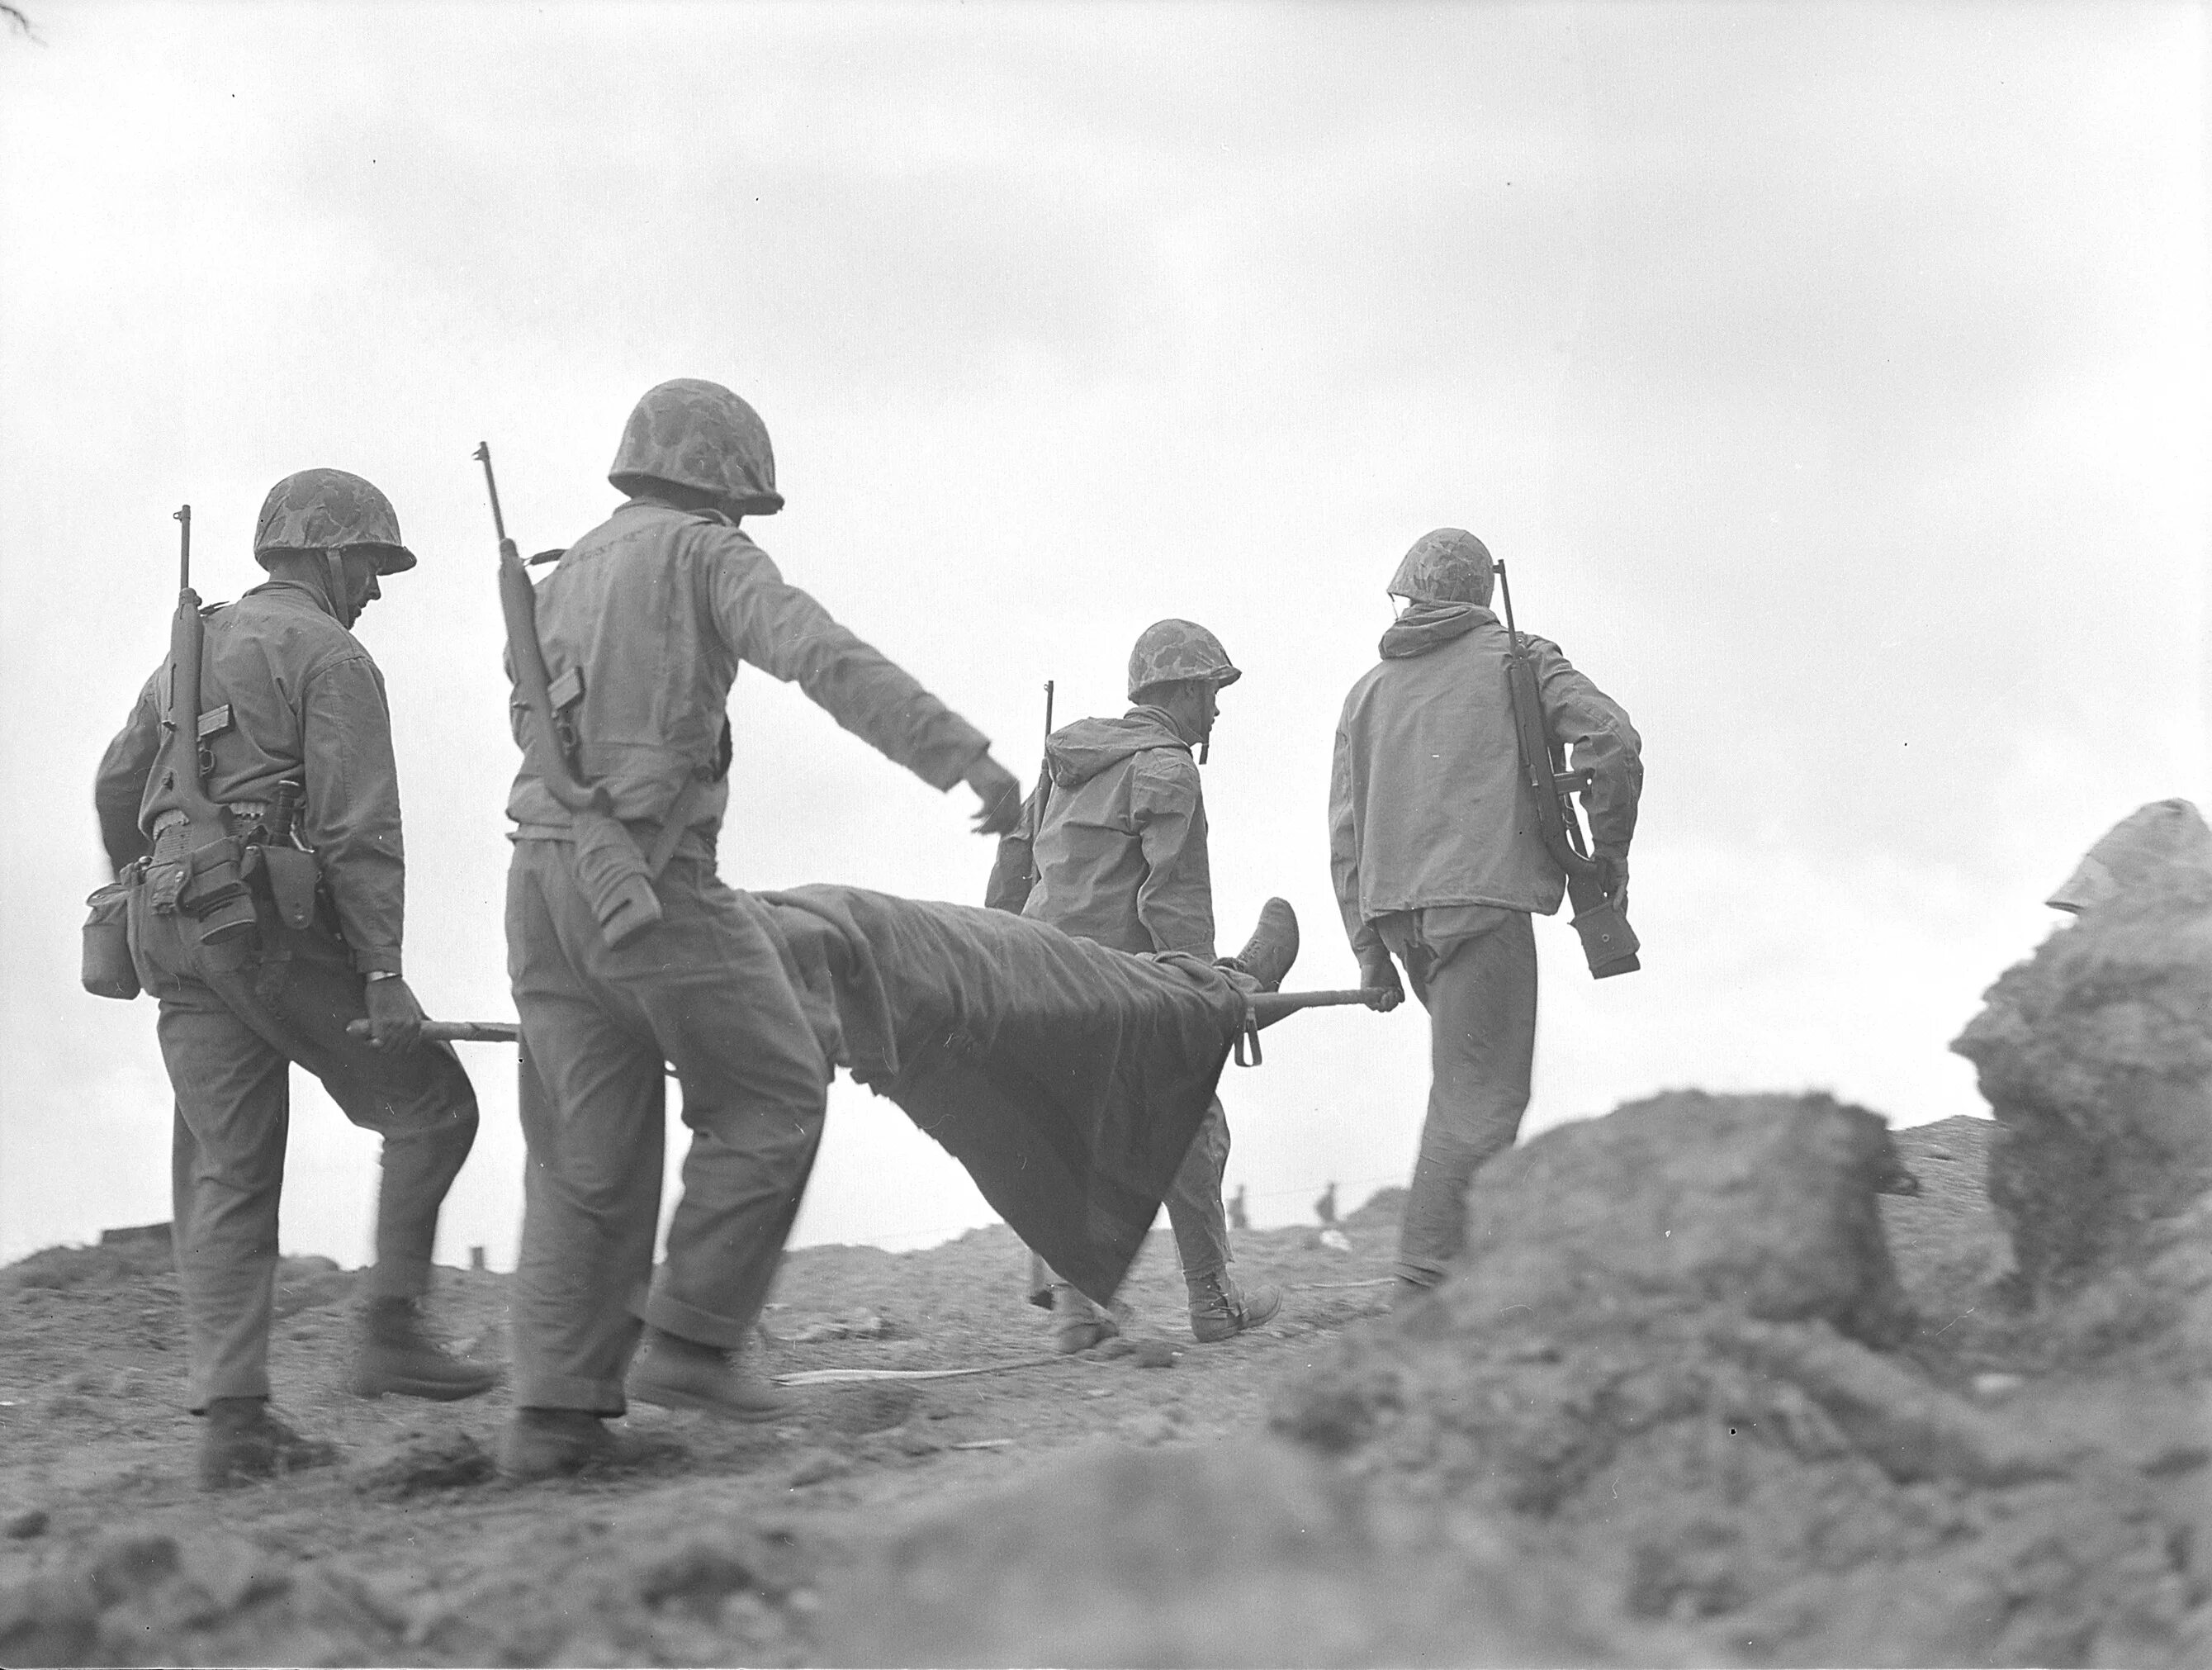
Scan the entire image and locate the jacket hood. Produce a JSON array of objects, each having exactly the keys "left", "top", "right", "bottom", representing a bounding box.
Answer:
[
  {"left": 1380, "top": 601, "right": 1494, "bottom": 659},
  {"left": 1044, "top": 708, "right": 1190, "bottom": 788}
]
